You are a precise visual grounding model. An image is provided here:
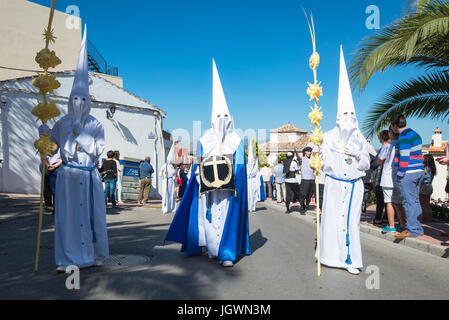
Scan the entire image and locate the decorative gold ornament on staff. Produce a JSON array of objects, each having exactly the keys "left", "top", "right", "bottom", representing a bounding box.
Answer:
[
  {"left": 304, "top": 11, "right": 324, "bottom": 277},
  {"left": 33, "top": 0, "right": 62, "bottom": 271}
]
